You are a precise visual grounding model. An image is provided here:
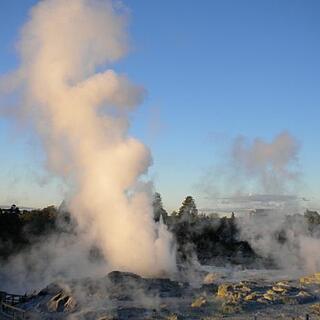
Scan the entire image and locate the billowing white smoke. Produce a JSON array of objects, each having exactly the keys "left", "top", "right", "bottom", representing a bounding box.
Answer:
[
  {"left": 2, "top": 0, "right": 176, "bottom": 277},
  {"left": 231, "top": 132, "right": 320, "bottom": 273},
  {"left": 198, "top": 132, "right": 301, "bottom": 207},
  {"left": 232, "top": 131, "right": 300, "bottom": 194},
  {"left": 198, "top": 131, "right": 320, "bottom": 274}
]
